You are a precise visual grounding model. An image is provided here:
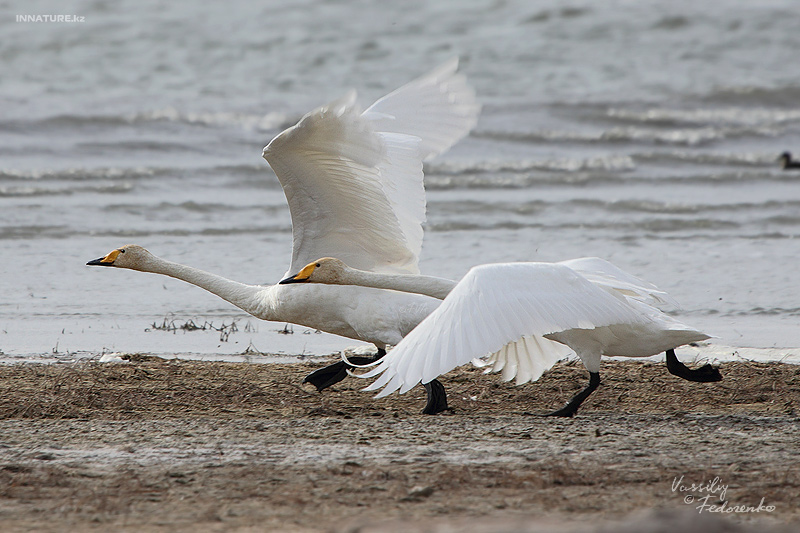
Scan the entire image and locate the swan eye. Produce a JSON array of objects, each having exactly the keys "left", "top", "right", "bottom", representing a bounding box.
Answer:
[
  {"left": 315, "top": 263, "right": 320, "bottom": 267},
  {"left": 120, "top": 249, "right": 126, "bottom": 253}
]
